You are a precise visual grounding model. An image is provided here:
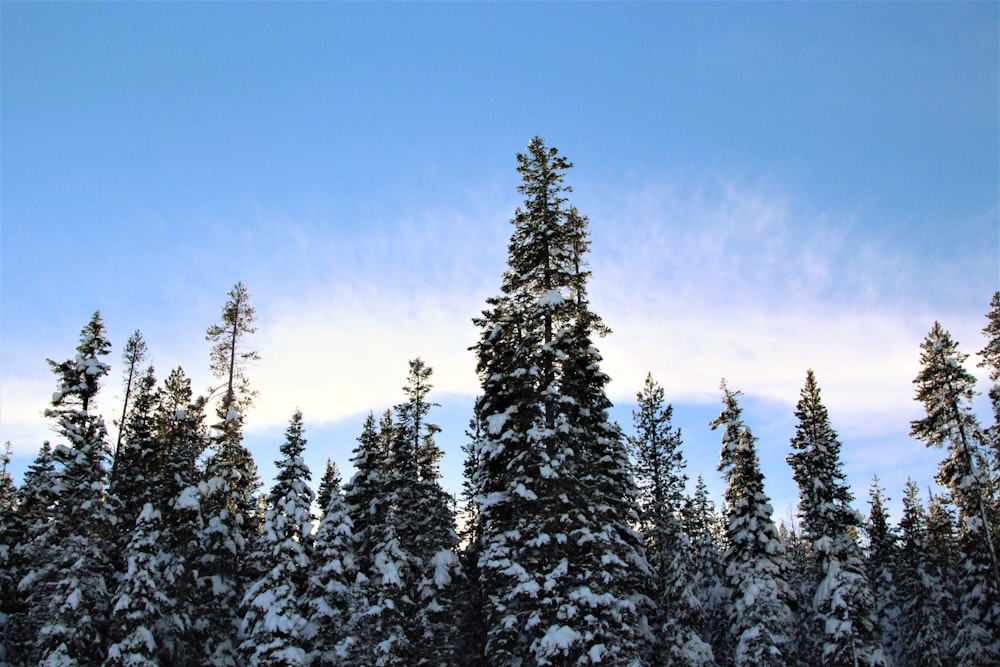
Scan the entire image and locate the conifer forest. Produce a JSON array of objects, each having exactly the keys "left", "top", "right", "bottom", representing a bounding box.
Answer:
[{"left": 3, "top": 138, "right": 1000, "bottom": 667}]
